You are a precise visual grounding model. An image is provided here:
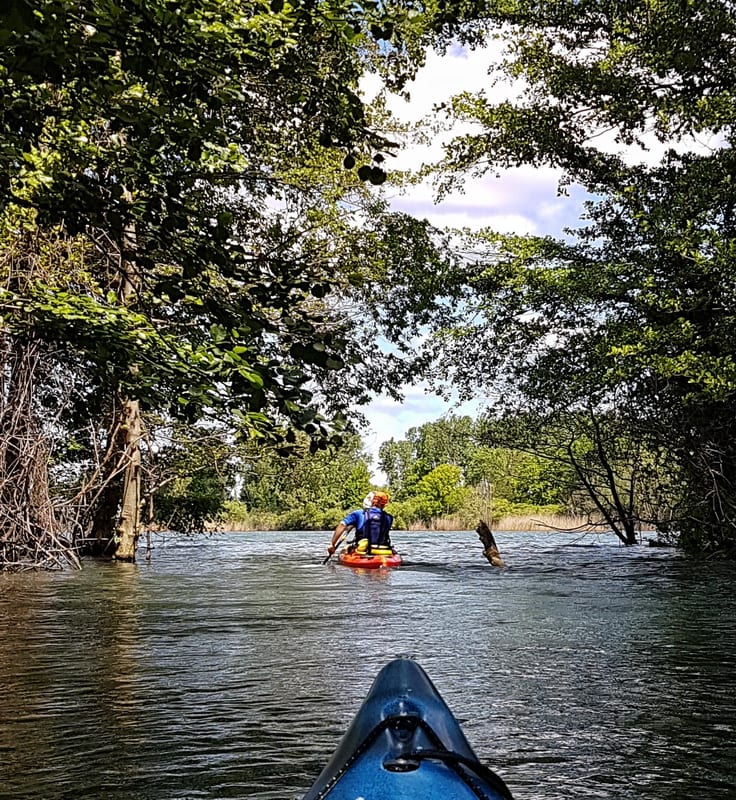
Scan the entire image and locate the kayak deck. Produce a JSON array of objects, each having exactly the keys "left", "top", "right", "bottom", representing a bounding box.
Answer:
[{"left": 302, "top": 658, "right": 513, "bottom": 800}]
